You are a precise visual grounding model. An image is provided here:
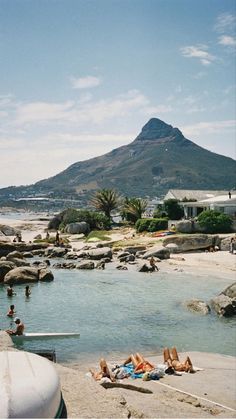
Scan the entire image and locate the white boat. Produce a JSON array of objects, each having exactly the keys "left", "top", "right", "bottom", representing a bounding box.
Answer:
[
  {"left": 12, "top": 332, "right": 80, "bottom": 340},
  {"left": 0, "top": 350, "right": 66, "bottom": 418}
]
